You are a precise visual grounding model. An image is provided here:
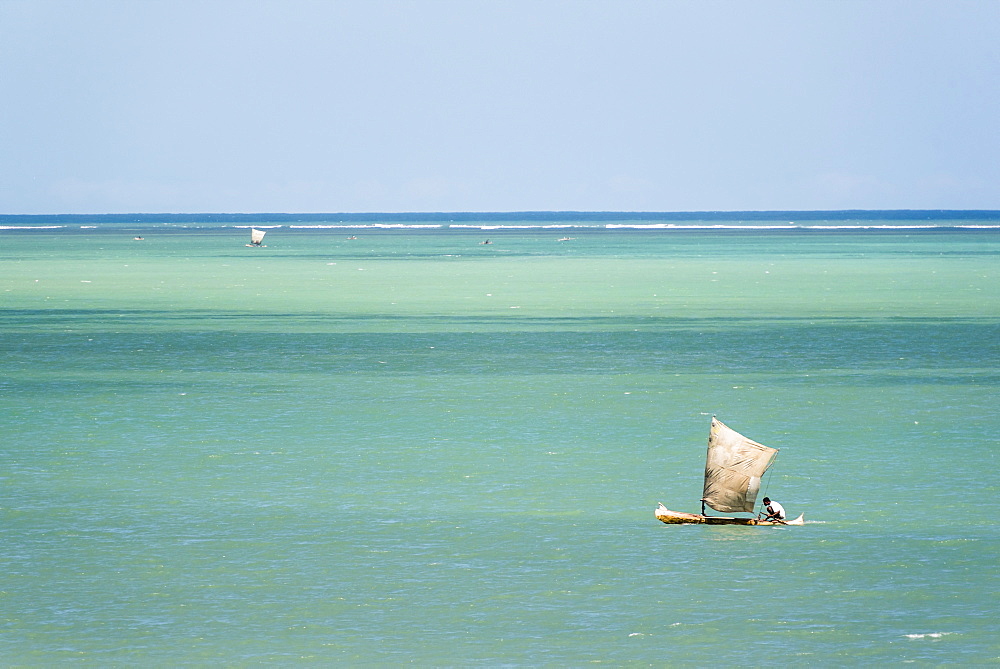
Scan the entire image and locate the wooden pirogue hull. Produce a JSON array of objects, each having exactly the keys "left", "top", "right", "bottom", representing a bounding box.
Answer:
[{"left": 655, "top": 503, "right": 804, "bottom": 526}]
